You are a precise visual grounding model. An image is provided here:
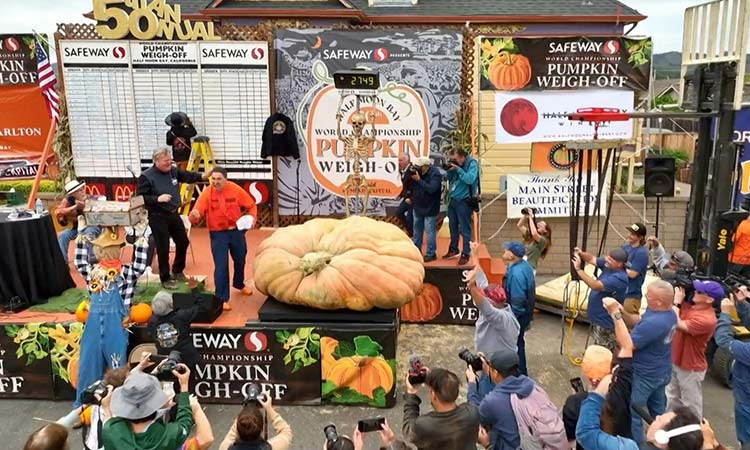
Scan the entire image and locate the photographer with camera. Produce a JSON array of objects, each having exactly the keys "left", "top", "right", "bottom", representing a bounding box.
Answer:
[
  {"left": 515, "top": 208, "right": 552, "bottom": 275},
  {"left": 218, "top": 387, "right": 291, "bottom": 450},
  {"left": 410, "top": 156, "right": 443, "bottom": 262},
  {"left": 402, "top": 367, "right": 479, "bottom": 450},
  {"left": 499, "top": 241, "right": 535, "bottom": 375},
  {"left": 101, "top": 364, "right": 196, "bottom": 450},
  {"left": 666, "top": 281, "right": 720, "bottom": 418},
  {"left": 323, "top": 424, "right": 357, "bottom": 450},
  {"left": 622, "top": 223, "right": 650, "bottom": 315},
  {"left": 716, "top": 290, "right": 750, "bottom": 447},
  {"left": 443, "top": 147, "right": 479, "bottom": 266},
  {"left": 646, "top": 237, "right": 694, "bottom": 275},
  {"left": 396, "top": 153, "right": 414, "bottom": 238}
]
